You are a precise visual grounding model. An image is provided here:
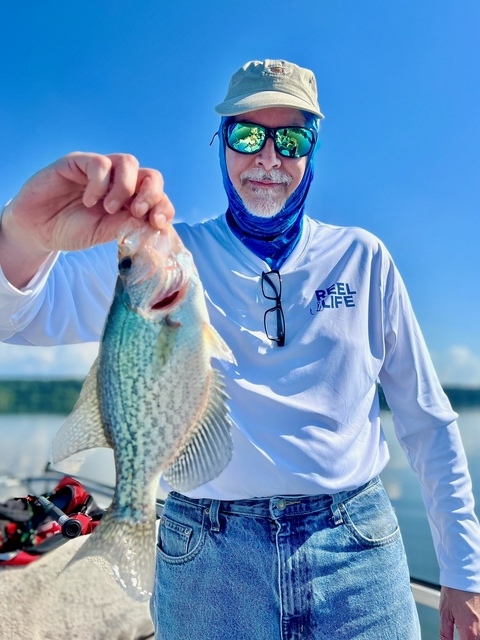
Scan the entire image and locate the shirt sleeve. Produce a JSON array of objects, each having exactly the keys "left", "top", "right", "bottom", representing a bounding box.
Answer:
[
  {"left": 0, "top": 243, "right": 117, "bottom": 345},
  {"left": 379, "top": 258, "right": 480, "bottom": 592}
]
